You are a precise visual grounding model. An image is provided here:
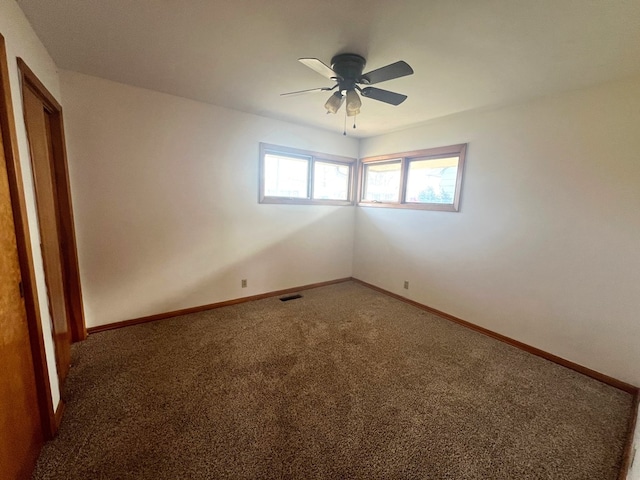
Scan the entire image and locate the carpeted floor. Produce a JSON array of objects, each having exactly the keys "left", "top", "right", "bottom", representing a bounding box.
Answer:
[{"left": 32, "top": 281, "right": 633, "bottom": 479}]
